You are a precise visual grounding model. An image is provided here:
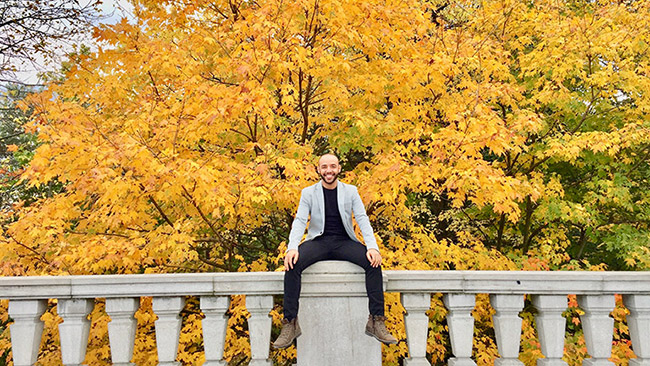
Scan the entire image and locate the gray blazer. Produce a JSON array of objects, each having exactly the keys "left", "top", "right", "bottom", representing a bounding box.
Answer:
[{"left": 287, "top": 181, "right": 379, "bottom": 252}]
